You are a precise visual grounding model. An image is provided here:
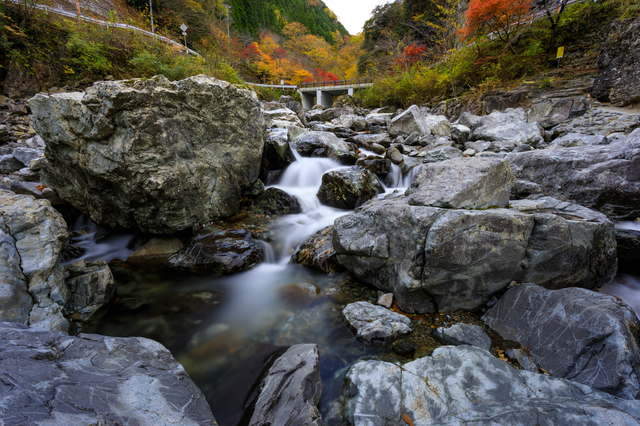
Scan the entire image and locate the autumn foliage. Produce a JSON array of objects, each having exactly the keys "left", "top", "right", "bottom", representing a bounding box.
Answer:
[{"left": 459, "top": 0, "right": 531, "bottom": 44}]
